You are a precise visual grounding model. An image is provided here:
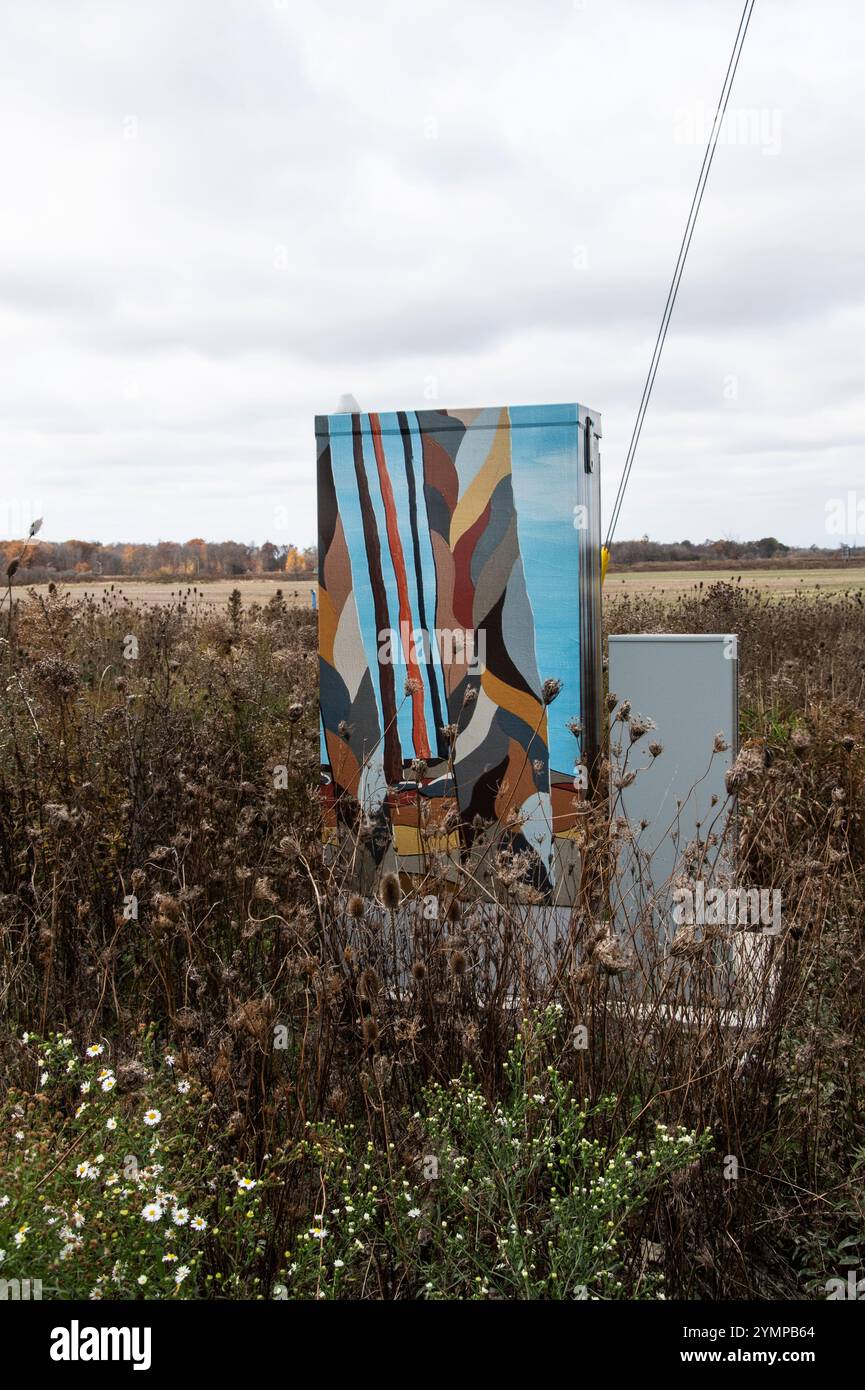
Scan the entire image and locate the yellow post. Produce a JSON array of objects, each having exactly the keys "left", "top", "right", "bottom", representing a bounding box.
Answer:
[{"left": 601, "top": 545, "right": 610, "bottom": 583}]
